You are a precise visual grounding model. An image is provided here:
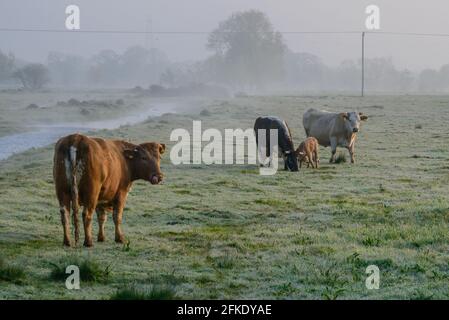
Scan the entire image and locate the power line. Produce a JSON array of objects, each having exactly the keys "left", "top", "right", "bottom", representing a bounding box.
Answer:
[
  {"left": 0, "top": 28, "right": 363, "bottom": 35},
  {"left": 366, "top": 31, "right": 449, "bottom": 37},
  {"left": 2, "top": 28, "right": 449, "bottom": 37}
]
